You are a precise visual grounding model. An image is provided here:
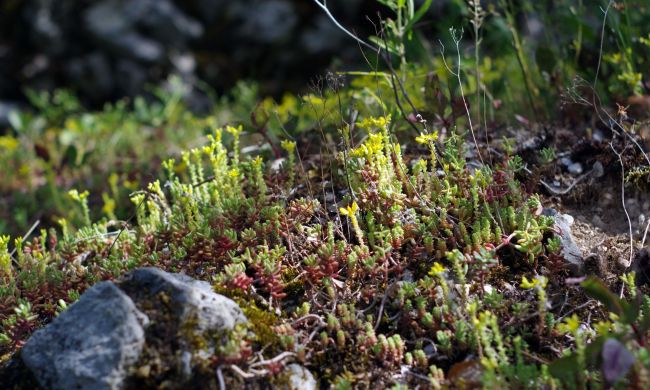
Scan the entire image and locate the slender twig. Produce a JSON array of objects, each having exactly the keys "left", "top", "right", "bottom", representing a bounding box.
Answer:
[
  {"left": 610, "top": 141, "right": 634, "bottom": 275},
  {"left": 402, "top": 369, "right": 432, "bottom": 382},
  {"left": 557, "top": 300, "right": 594, "bottom": 322},
  {"left": 376, "top": 19, "right": 422, "bottom": 136},
  {"left": 375, "top": 282, "right": 396, "bottom": 331},
  {"left": 311, "top": 0, "right": 377, "bottom": 51},
  {"left": 248, "top": 351, "right": 296, "bottom": 369},
  {"left": 216, "top": 366, "right": 226, "bottom": 390},
  {"left": 593, "top": 1, "right": 614, "bottom": 91},
  {"left": 292, "top": 314, "right": 326, "bottom": 326},
  {"left": 439, "top": 30, "right": 485, "bottom": 166},
  {"left": 105, "top": 192, "right": 148, "bottom": 255},
  {"left": 9, "top": 219, "right": 40, "bottom": 259},
  {"left": 228, "top": 364, "right": 262, "bottom": 379},
  {"left": 538, "top": 168, "right": 596, "bottom": 196},
  {"left": 641, "top": 220, "right": 650, "bottom": 248},
  {"left": 71, "top": 230, "right": 129, "bottom": 245}
]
